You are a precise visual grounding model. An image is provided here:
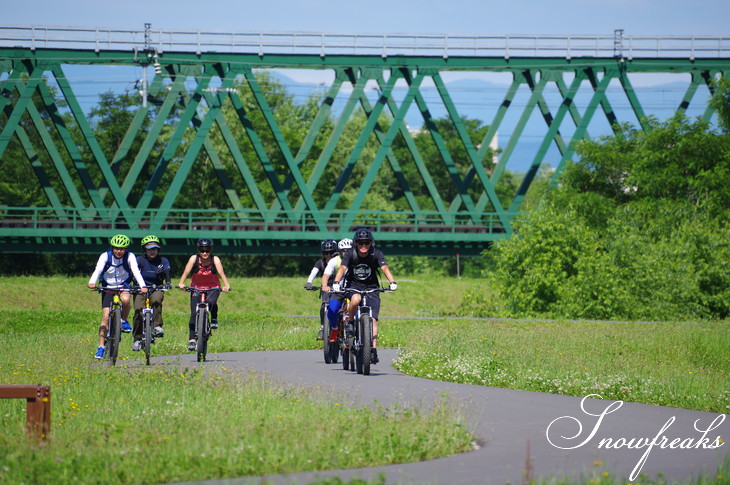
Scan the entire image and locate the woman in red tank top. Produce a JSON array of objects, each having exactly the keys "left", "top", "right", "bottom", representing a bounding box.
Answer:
[{"left": 177, "top": 238, "right": 231, "bottom": 351}]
